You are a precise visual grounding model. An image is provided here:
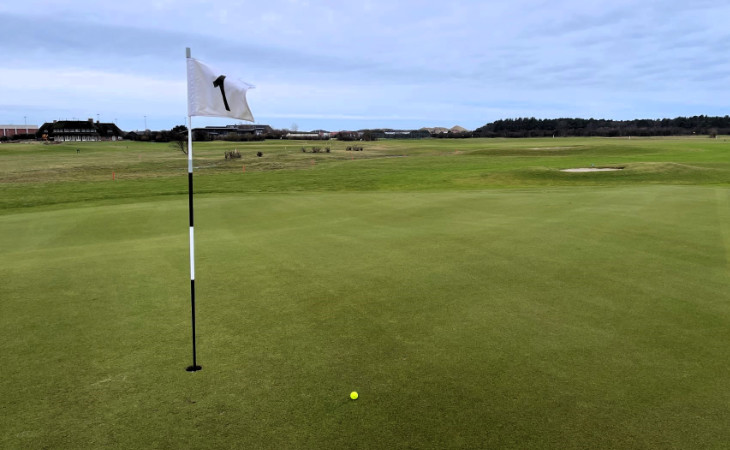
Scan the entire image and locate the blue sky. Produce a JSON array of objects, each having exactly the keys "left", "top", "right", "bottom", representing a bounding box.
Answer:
[{"left": 1, "top": 0, "right": 728, "bottom": 132}]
